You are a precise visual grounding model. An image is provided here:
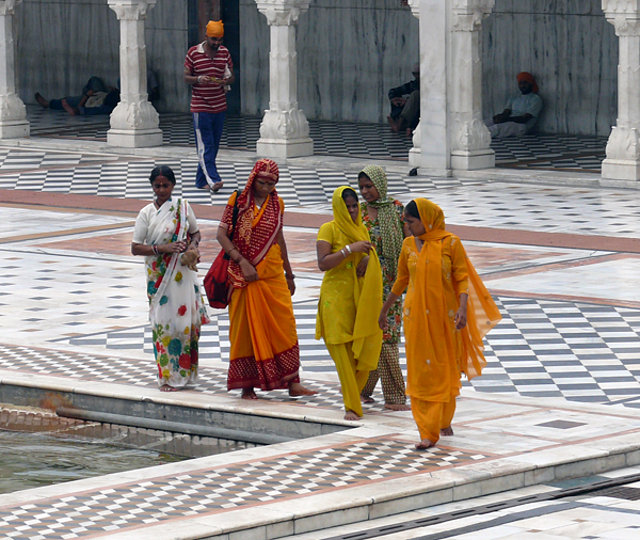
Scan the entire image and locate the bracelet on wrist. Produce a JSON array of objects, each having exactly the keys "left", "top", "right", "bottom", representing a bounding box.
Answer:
[
  {"left": 340, "top": 248, "right": 346, "bottom": 258},
  {"left": 152, "top": 244, "right": 159, "bottom": 255},
  {"left": 345, "top": 244, "right": 352, "bottom": 255}
]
